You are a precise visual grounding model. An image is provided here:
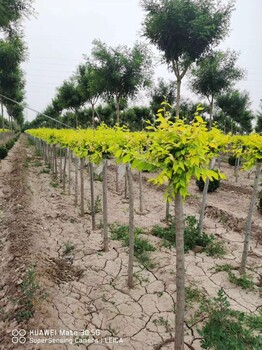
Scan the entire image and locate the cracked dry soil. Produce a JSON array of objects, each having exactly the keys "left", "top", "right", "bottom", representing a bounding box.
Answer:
[{"left": 0, "top": 135, "right": 262, "bottom": 350}]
